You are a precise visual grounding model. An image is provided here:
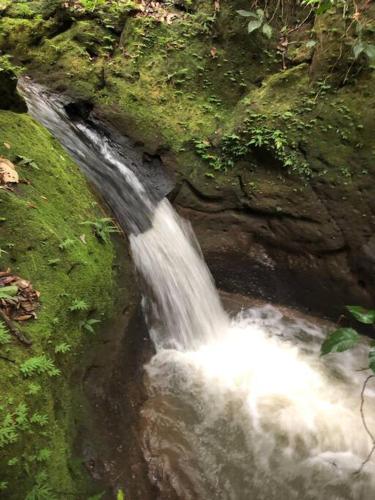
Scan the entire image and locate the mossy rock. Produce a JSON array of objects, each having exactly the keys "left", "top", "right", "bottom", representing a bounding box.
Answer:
[
  {"left": 0, "top": 109, "right": 132, "bottom": 498},
  {"left": 0, "top": 71, "right": 26, "bottom": 112}
]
